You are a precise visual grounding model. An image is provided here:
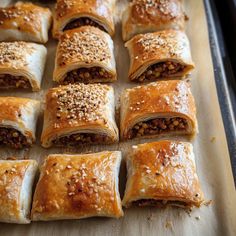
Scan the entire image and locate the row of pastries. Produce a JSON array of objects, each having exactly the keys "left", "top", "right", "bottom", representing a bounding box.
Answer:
[{"left": 0, "top": 0, "right": 205, "bottom": 224}]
